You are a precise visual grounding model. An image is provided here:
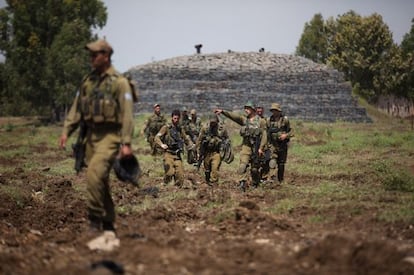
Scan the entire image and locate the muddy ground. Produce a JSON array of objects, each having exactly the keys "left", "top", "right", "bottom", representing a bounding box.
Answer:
[{"left": 0, "top": 122, "right": 414, "bottom": 275}]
